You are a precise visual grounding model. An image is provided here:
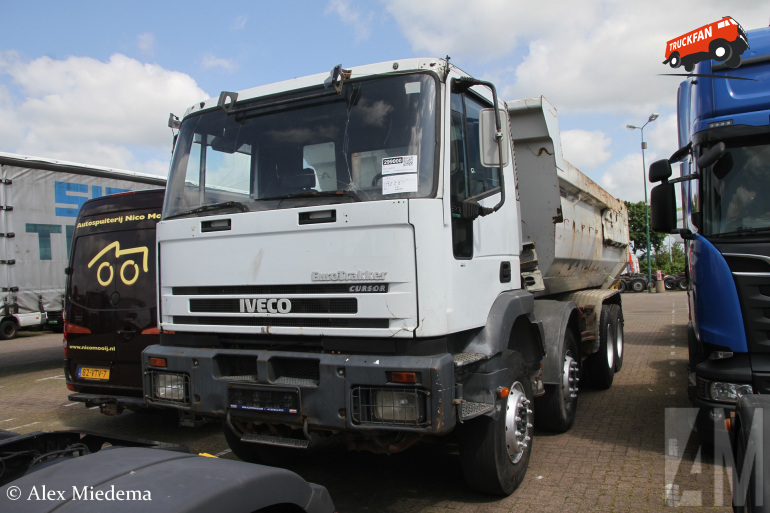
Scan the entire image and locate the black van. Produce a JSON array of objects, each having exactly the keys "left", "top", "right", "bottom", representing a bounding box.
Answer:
[{"left": 63, "top": 189, "right": 164, "bottom": 414}]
